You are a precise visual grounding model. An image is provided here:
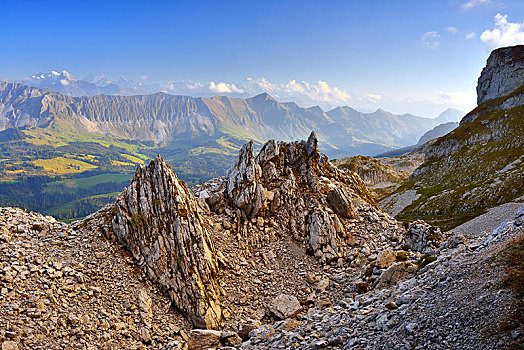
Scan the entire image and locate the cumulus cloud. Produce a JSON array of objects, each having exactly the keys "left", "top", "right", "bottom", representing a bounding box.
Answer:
[
  {"left": 209, "top": 81, "right": 244, "bottom": 94},
  {"left": 461, "top": 0, "right": 491, "bottom": 10},
  {"left": 421, "top": 31, "right": 440, "bottom": 50},
  {"left": 446, "top": 26, "right": 459, "bottom": 34},
  {"left": 480, "top": 14, "right": 524, "bottom": 50},
  {"left": 465, "top": 32, "right": 476, "bottom": 40},
  {"left": 280, "top": 80, "right": 351, "bottom": 103},
  {"left": 60, "top": 79, "right": 69, "bottom": 86}
]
